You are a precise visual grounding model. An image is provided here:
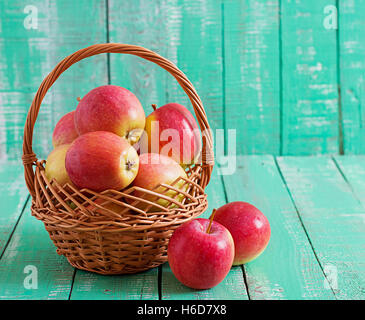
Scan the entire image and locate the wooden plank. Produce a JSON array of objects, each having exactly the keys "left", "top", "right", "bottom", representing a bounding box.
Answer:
[
  {"left": 222, "top": 155, "right": 335, "bottom": 300},
  {"left": 0, "top": 162, "right": 29, "bottom": 256},
  {"left": 163, "top": 0, "right": 223, "bottom": 132},
  {"left": 108, "top": 0, "right": 223, "bottom": 131},
  {"left": 224, "top": 1, "right": 280, "bottom": 154},
  {"left": 334, "top": 155, "right": 365, "bottom": 208},
  {"left": 161, "top": 167, "right": 248, "bottom": 300},
  {"left": 281, "top": 0, "right": 339, "bottom": 155},
  {"left": 70, "top": 268, "right": 158, "bottom": 300},
  {"left": 0, "top": 0, "right": 107, "bottom": 161},
  {"left": 338, "top": 1, "right": 365, "bottom": 154},
  {"left": 108, "top": 0, "right": 169, "bottom": 115},
  {"left": 0, "top": 201, "right": 75, "bottom": 300},
  {"left": 277, "top": 156, "right": 365, "bottom": 299}
]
